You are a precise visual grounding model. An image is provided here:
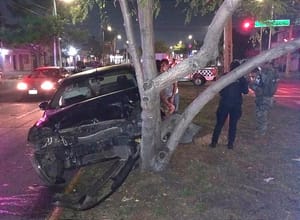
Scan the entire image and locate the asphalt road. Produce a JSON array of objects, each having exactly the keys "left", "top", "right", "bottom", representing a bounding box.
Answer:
[
  {"left": 0, "top": 82, "right": 64, "bottom": 220},
  {"left": 274, "top": 79, "right": 300, "bottom": 110}
]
